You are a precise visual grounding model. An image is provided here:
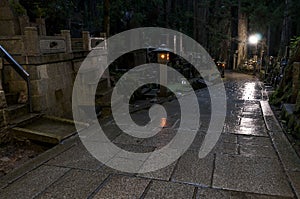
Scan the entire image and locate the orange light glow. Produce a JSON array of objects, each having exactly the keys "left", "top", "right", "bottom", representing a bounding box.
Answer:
[
  {"left": 160, "top": 54, "right": 166, "bottom": 59},
  {"left": 160, "top": 118, "right": 167, "bottom": 127}
]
